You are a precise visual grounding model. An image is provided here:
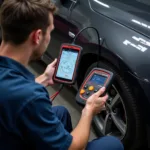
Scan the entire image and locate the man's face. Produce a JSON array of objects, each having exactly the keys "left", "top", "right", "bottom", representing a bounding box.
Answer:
[{"left": 32, "top": 13, "right": 54, "bottom": 60}]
